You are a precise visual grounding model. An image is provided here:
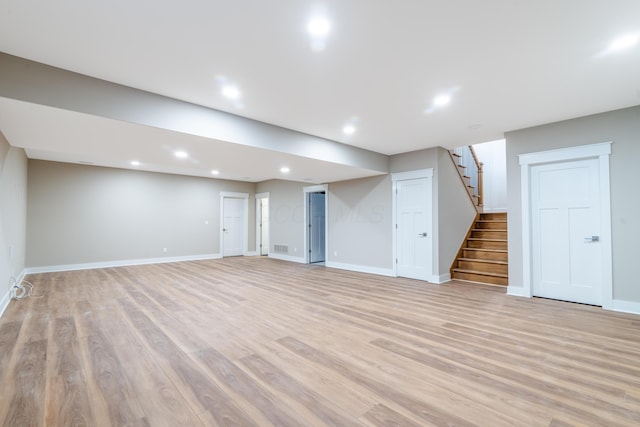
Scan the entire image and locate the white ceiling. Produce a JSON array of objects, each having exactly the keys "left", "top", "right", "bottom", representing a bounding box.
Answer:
[{"left": 1, "top": 0, "right": 639, "bottom": 182}]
